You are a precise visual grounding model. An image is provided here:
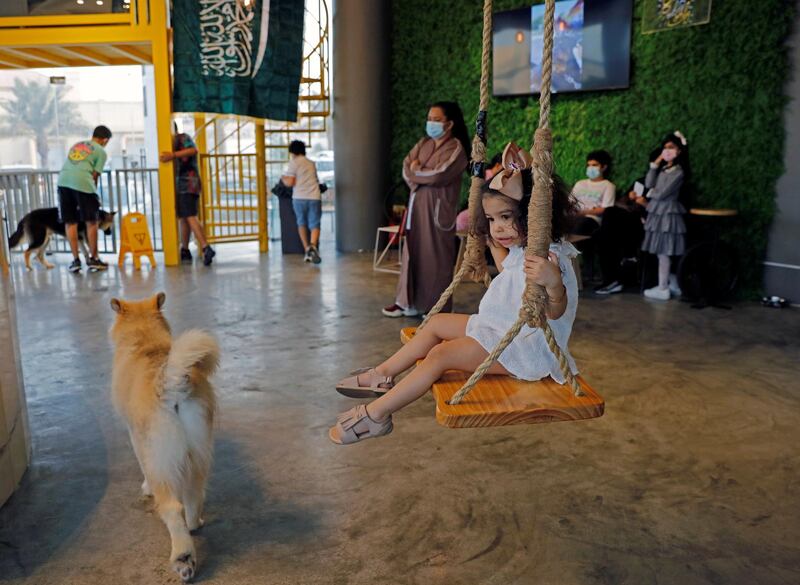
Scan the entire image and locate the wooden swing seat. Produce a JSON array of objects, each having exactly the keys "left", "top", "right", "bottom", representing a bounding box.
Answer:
[{"left": 400, "top": 327, "right": 604, "bottom": 428}]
